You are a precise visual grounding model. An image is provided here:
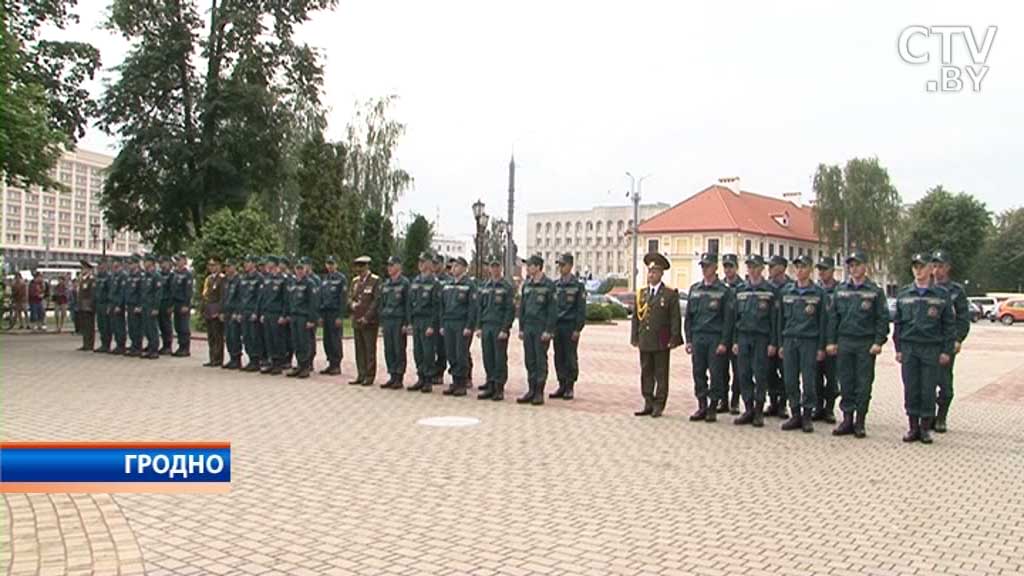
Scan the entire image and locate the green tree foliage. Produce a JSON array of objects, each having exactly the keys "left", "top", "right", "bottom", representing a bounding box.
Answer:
[
  {"left": 357, "top": 210, "right": 394, "bottom": 277},
  {"left": 812, "top": 158, "right": 902, "bottom": 271},
  {"left": 346, "top": 95, "right": 413, "bottom": 216},
  {"left": 98, "top": 0, "right": 337, "bottom": 251},
  {"left": 898, "top": 186, "right": 991, "bottom": 283},
  {"left": 295, "top": 134, "right": 360, "bottom": 271},
  {"left": 1, "top": 0, "right": 101, "bottom": 188},
  {"left": 401, "top": 215, "right": 433, "bottom": 277},
  {"left": 977, "top": 208, "right": 1024, "bottom": 293},
  {"left": 188, "top": 205, "right": 282, "bottom": 288}
]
